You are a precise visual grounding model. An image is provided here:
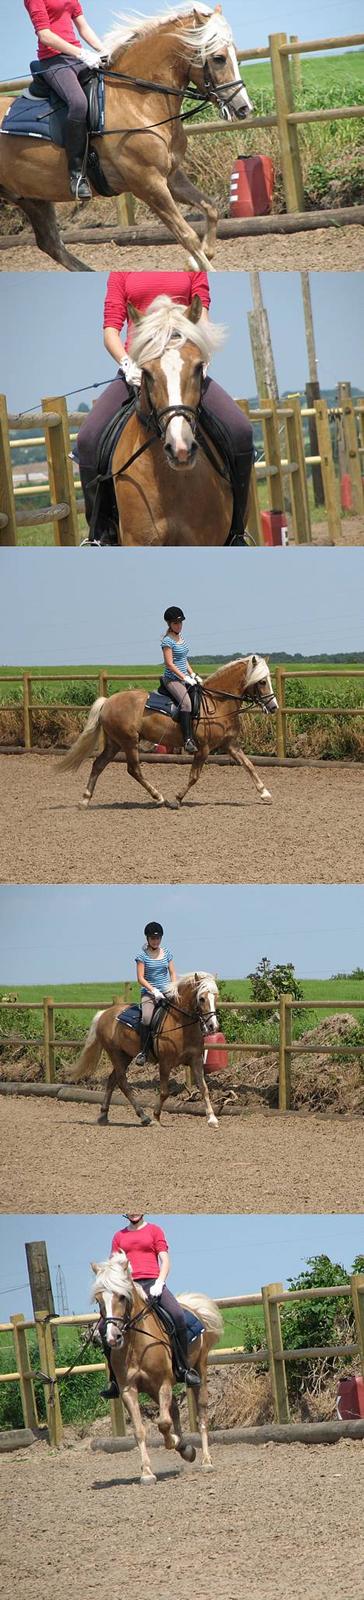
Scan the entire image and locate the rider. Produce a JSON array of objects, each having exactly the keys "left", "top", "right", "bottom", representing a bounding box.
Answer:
[
  {"left": 23, "top": 0, "right": 103, "bottom": 198},
  {"left": 100, "top": 1213, "right": 200, "bottom": 1400},
  {"left": 161, "top": 606, "right": 202, "bottom": 755},
  {"left": 134, "top": 921, "right": 176, "bottom": 1067},
  {"left": 76, "top": 271, "right": 254, "bottom": 543}
]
